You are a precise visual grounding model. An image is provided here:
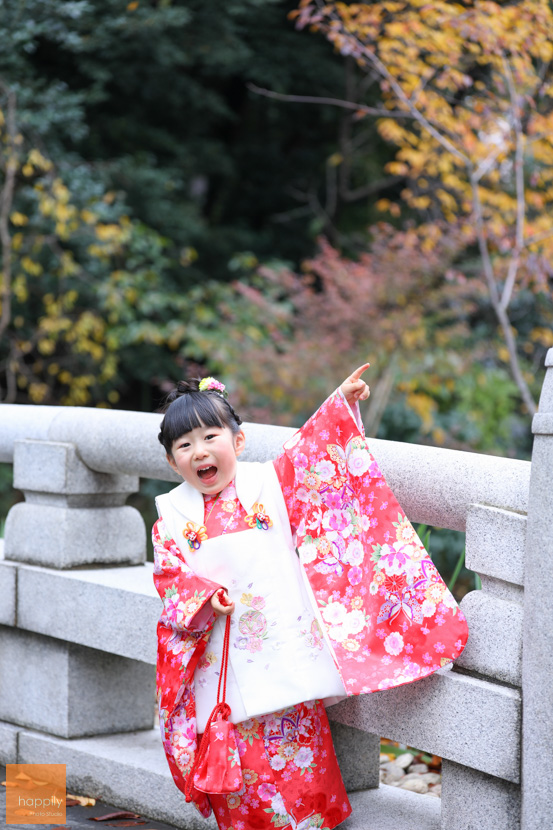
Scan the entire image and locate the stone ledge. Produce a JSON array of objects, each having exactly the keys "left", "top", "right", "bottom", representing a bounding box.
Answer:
[
  {"left": 13, "top": 724, "right": 440, "bottom": 830},
  {"left": 2, "top": 559, "right": 159, "bottom": 664},
  {"left": 457, "top": 591, "right": 522, "bottom": 686},
  {"left": 0, "top": 629, "right": 155, "bottom": 737},
  {"left": 4, "top": 502, "right": 146, "bottom": 569},
  {"left": 0, "top": 404, "right": 531, "bottom": 531},
  {"left": 17, "top": 725, "right": 215, "bottom": 830},
  {"left": 465, "top": 505, "right": 526, "bottom": 587},
  {"left": 328, "top": 669, "right": 520, "bottom": 784},
  {"left": 0, "top": 721, "right": 19, "bottom": 764},
  {"left": 13, "top": 440, "right": 138, "bottom": 495}
]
